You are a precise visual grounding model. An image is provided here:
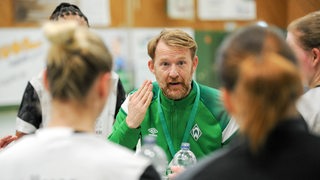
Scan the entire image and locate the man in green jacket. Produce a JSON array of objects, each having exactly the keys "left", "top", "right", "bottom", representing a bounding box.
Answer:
[{"left": 108, "top": 29, "right": 238, "bottom": 162}]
